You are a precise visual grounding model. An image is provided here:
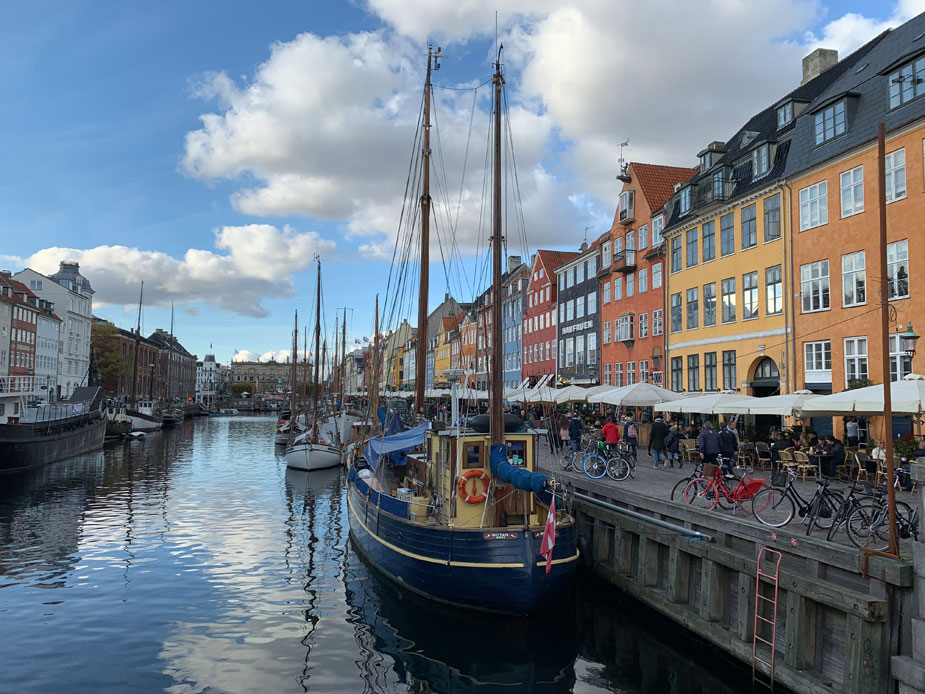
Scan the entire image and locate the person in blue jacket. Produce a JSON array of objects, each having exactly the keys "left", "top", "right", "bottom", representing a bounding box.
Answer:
[{"left": 568, "top": 412, "right": 583, "bottom": 453}]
